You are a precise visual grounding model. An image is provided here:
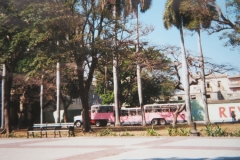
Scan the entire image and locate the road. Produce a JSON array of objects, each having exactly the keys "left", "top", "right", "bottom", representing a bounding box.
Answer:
[{"left": 0, "top": 136, "right": 240, "bottom": 160}]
